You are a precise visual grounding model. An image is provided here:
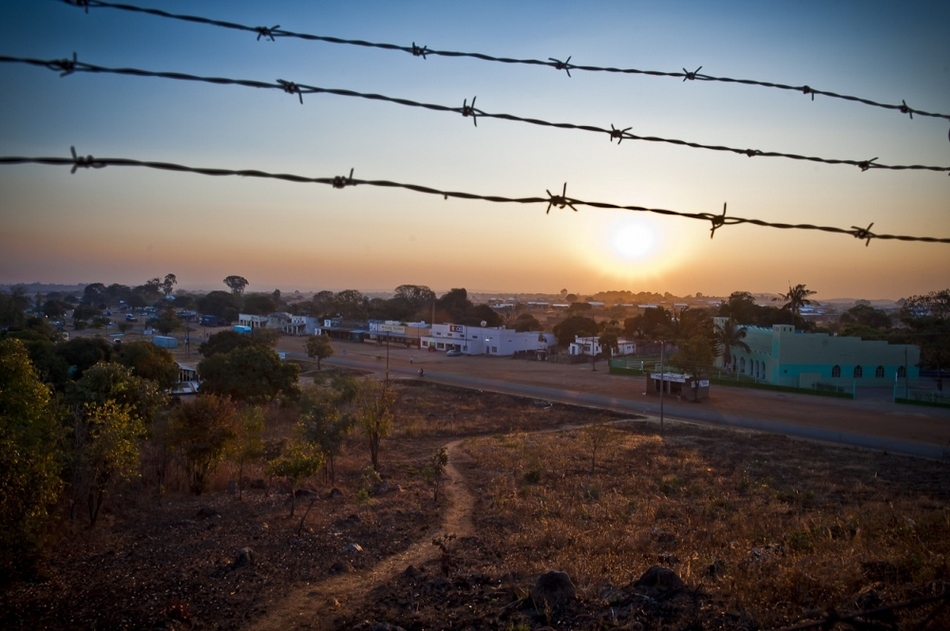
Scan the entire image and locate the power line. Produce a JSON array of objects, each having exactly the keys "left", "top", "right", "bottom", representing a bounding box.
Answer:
[
  {"left": 61, "top": 0, "right": 950, "bottom": 126},
  {"left": 2, "top": 149, "right": 948, "bottom": 246},
  {"left": 2, "top": 54, "right": 948, "bottom": 175}
]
